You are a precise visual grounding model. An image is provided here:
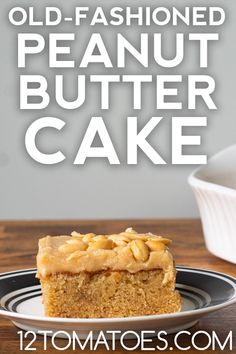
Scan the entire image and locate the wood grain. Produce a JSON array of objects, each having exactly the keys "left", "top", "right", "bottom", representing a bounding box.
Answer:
[{"left": 0, "top": 219, "right": 235, "bottom": 353}]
